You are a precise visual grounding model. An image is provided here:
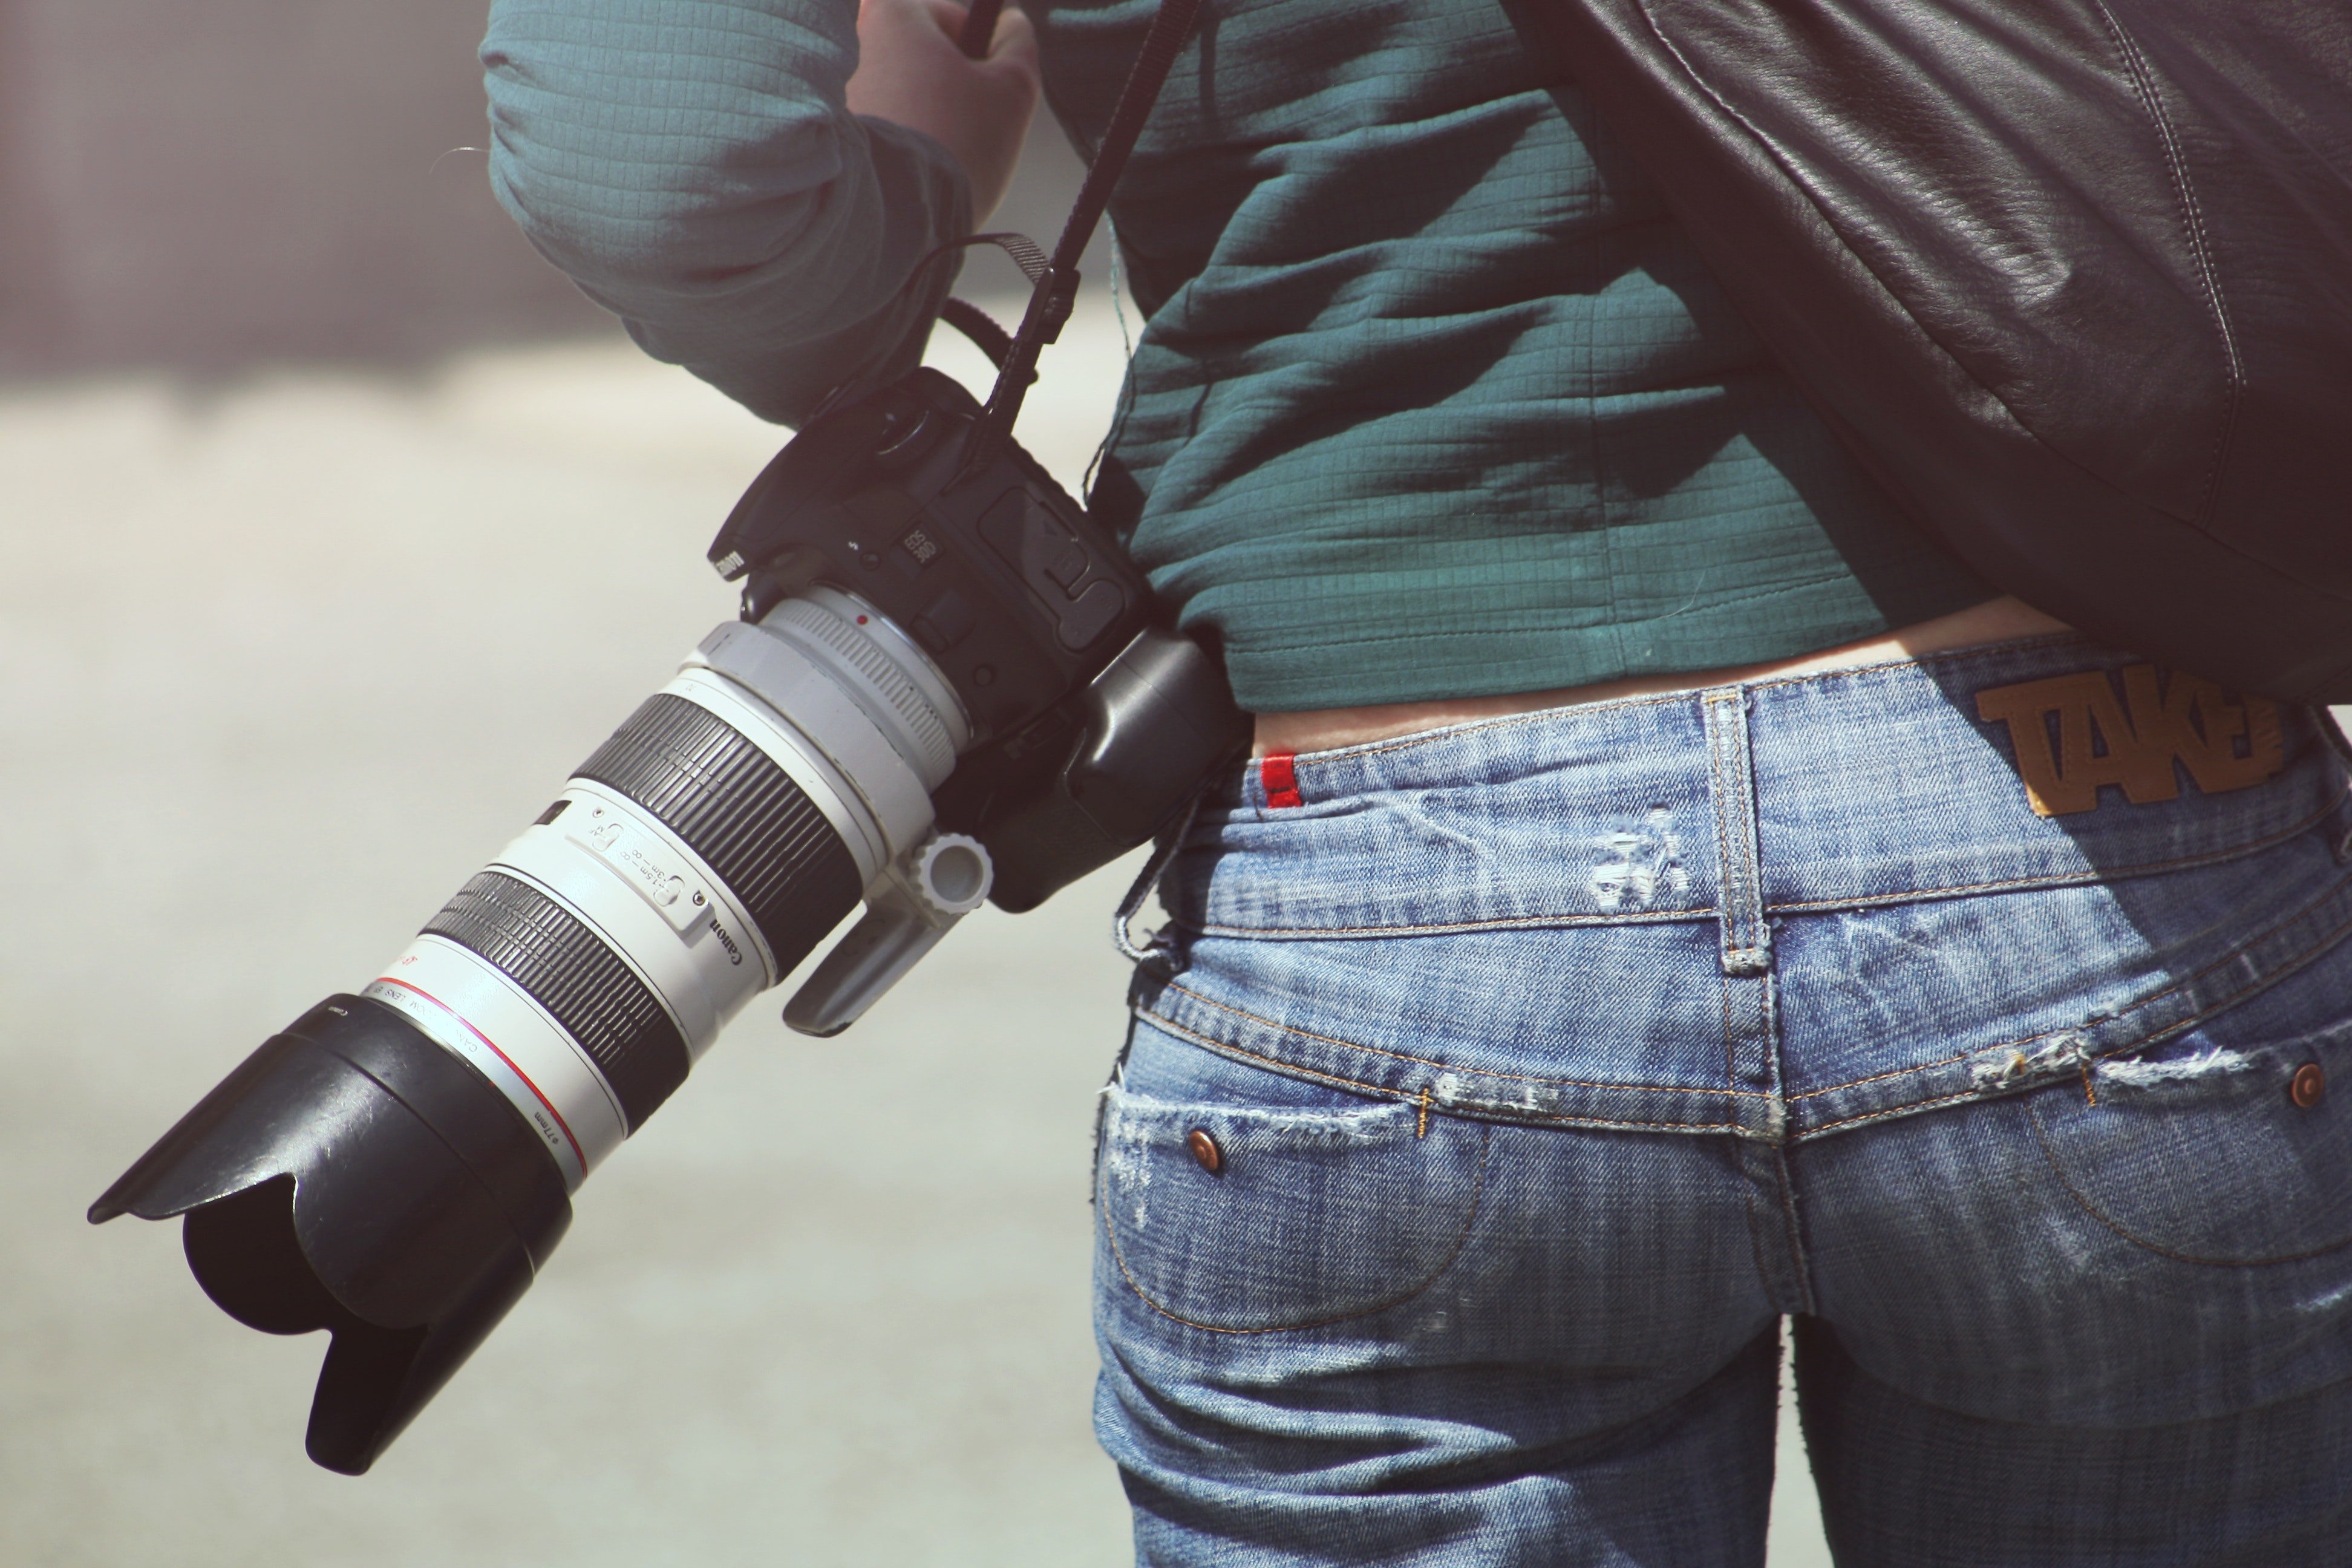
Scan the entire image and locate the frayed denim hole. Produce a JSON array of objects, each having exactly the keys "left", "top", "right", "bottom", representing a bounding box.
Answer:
[
  {"left": 2089, "top": 1007, "right": 2352, "bottom": 1106},
  {"left": 2033, "top": 1023, "right": 2352, "bottom": 1266},
  {"left": 1102, "top": 1083, "right": 1417, "bottom": 1146},
  {"left": 2092, "top": 1044, "right": 2276, "bottom": 1103}
]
